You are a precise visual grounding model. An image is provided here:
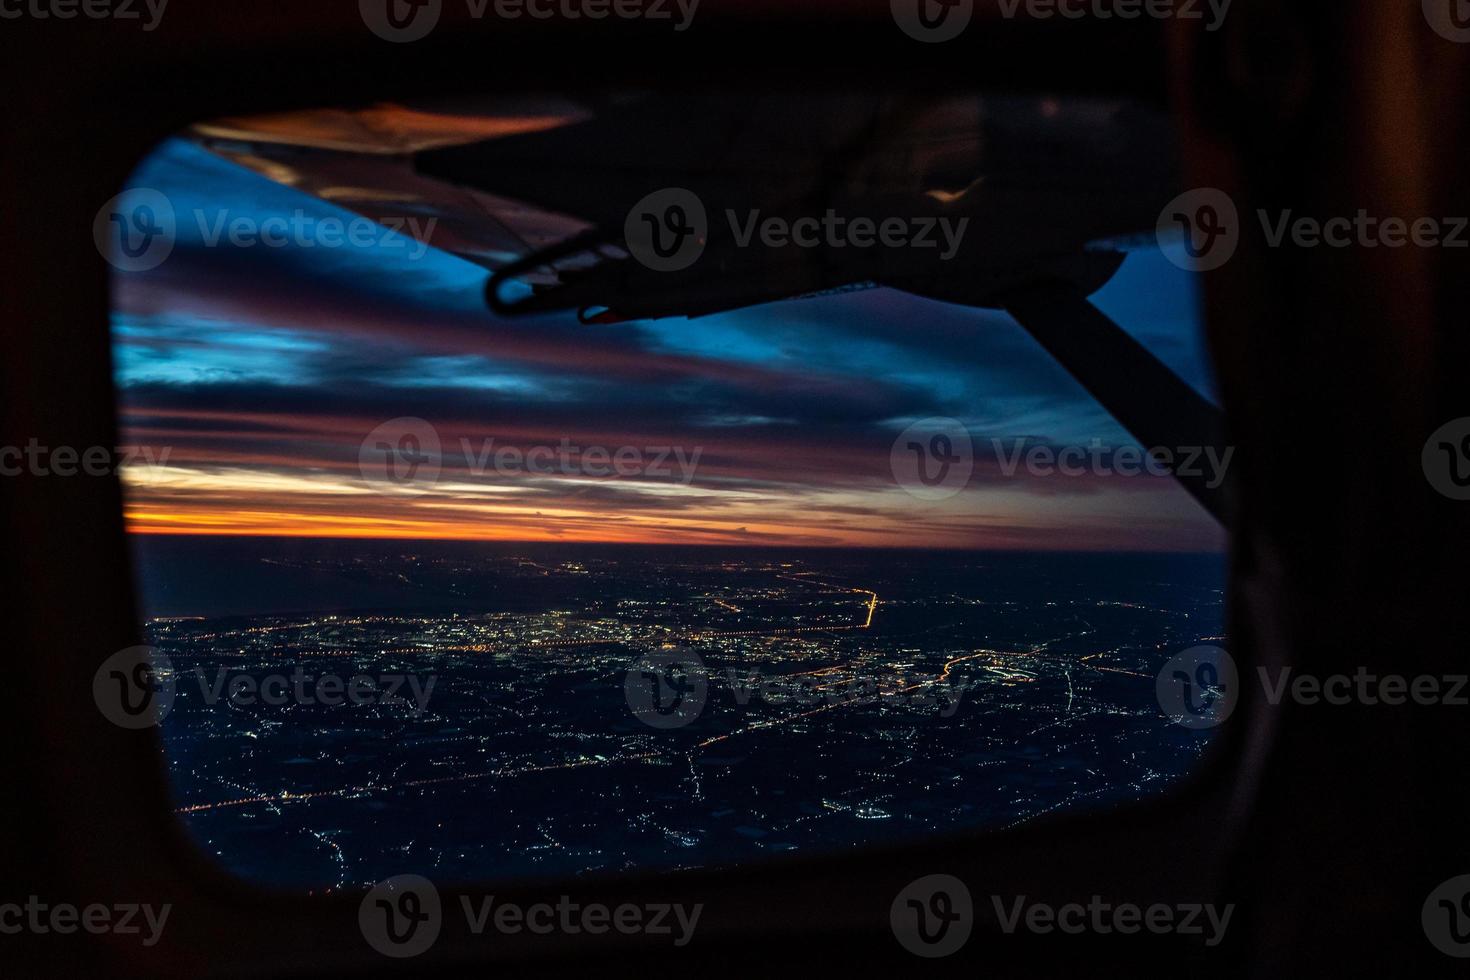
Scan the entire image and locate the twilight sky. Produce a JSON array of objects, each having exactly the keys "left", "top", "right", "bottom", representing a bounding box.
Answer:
[{"left": 111, "top": 133, "right": 1224, "bottom": 552}]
